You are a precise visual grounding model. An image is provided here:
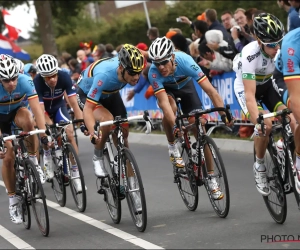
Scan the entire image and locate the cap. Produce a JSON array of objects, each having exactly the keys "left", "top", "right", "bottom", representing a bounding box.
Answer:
[
  {"left": 165, "top": 30, "right": 177, "bottom": 39},
  {"left": 205, "top": 30, "right": 228, "bottom": 47},
  {"left": 136, "top": 43, "right": 148, "bottom": 51},
  {"left": 197, "top": 12, "right": 206, "bottom": 21}
]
